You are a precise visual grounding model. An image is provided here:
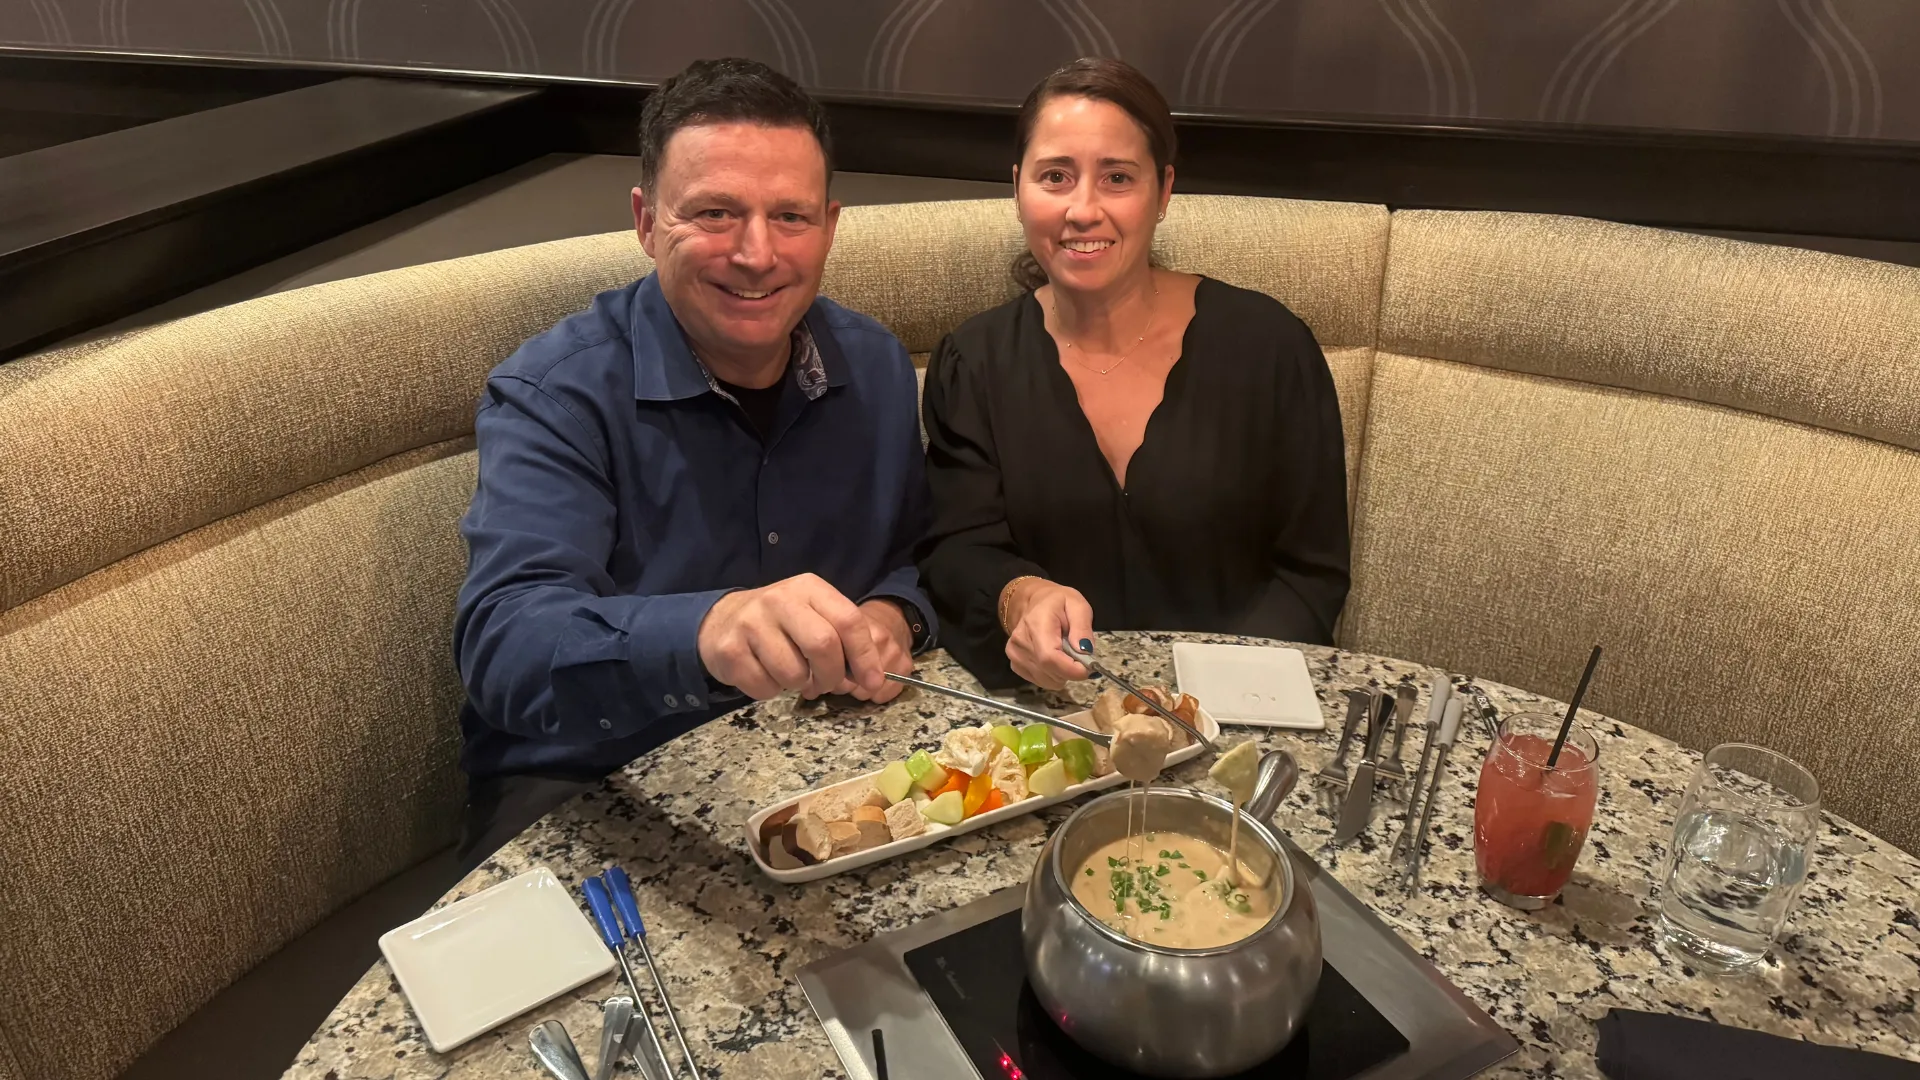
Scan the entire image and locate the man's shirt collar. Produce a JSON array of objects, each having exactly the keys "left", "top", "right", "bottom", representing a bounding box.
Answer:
[{"left": 630, "top": 273, "right": 845, "bottom": 403}]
